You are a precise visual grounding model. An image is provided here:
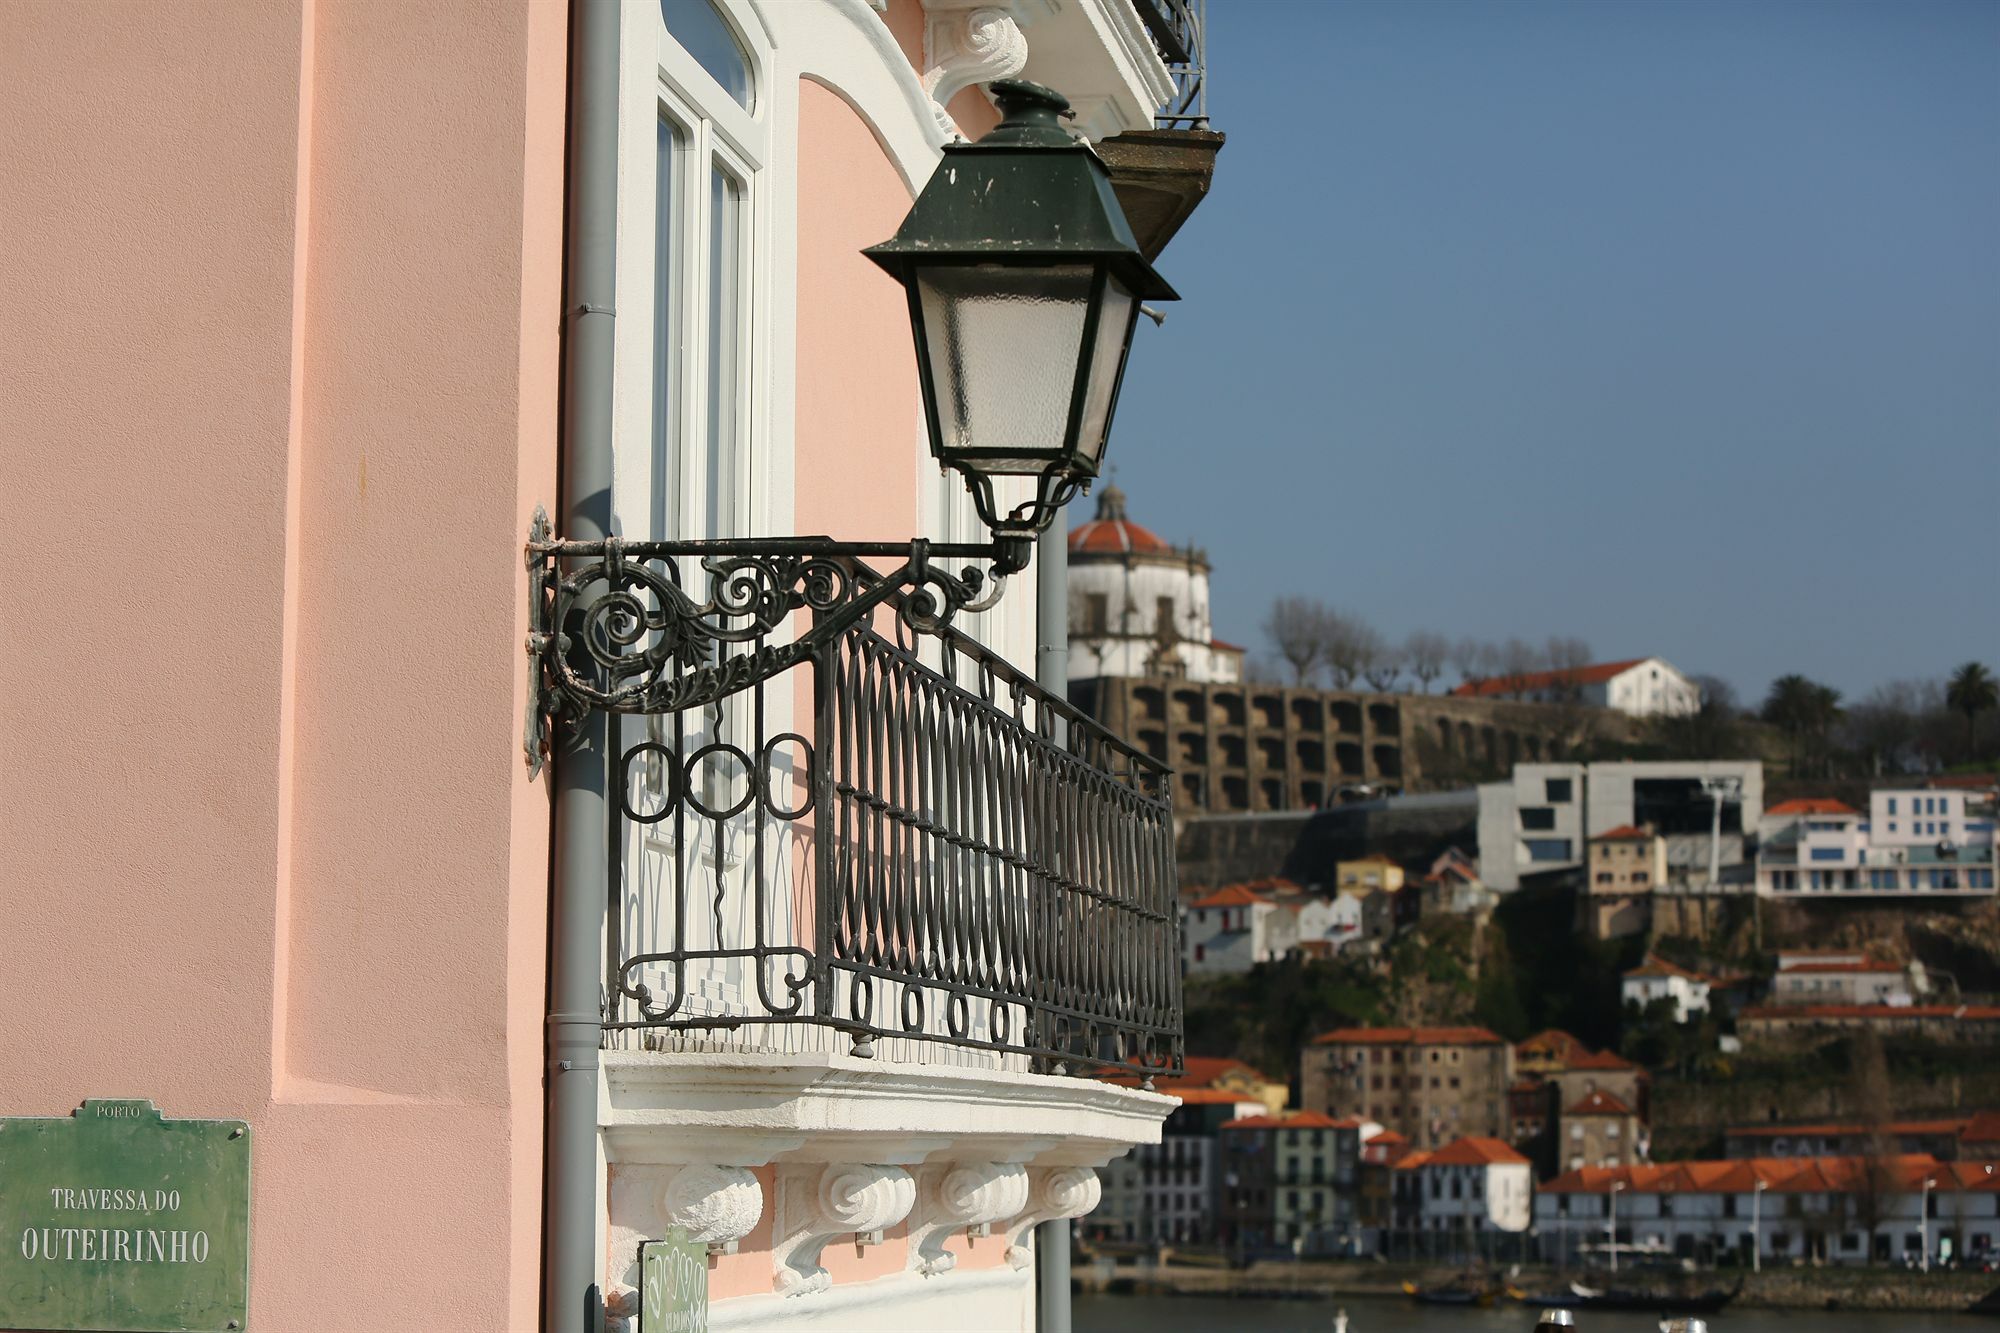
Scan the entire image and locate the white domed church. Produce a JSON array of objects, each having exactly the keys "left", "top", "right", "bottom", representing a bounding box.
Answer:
[{"left": 1068, "top": 485, "right": 1243, "bottom": 684}]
